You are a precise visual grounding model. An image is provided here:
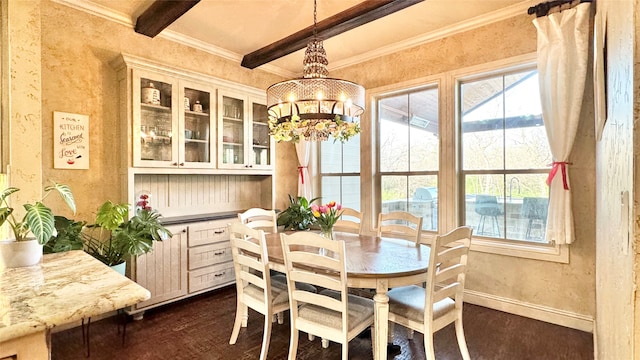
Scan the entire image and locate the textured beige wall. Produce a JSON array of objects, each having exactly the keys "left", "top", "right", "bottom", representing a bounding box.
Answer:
[
  {"left": 39, "top": 0, "right": 289, "bottom": 219},
  {"left": 3, "top": 1, "right": 44, "bottom": 215},
  {"left": 335, "top": 14, "right": 596, "bottom": 317},
  {"left": 594, "top": 0, "right": 636, "bottom": 358}
]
